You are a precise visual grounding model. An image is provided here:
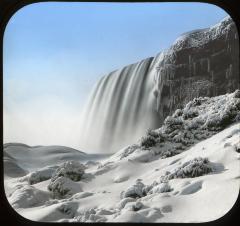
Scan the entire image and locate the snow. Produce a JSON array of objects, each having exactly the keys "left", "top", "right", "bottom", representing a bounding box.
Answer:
[
  {"left": 3, "top": 91, "right": 240, "bottom": 222},
  {"left": 173, "top": 16, "right": 233, "bottom": 49}
]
